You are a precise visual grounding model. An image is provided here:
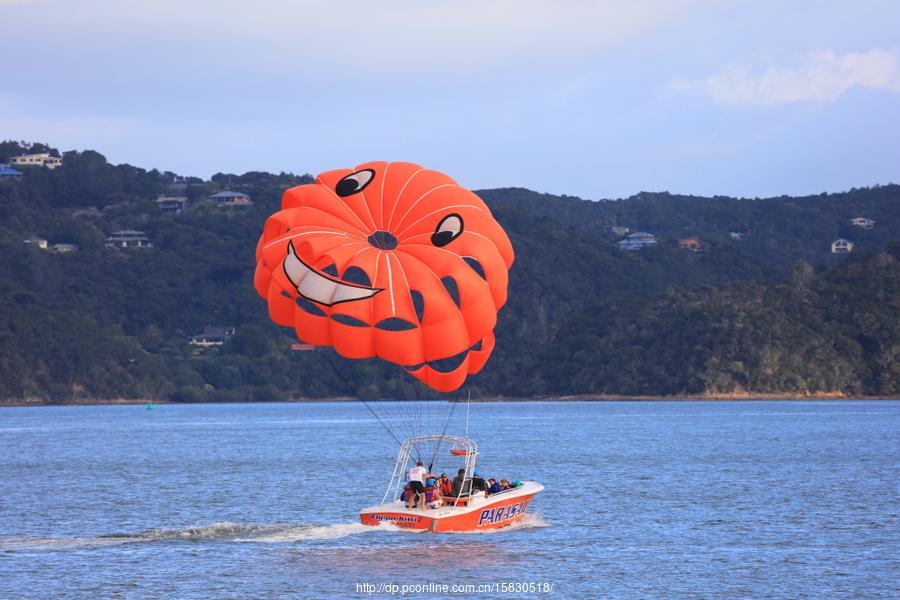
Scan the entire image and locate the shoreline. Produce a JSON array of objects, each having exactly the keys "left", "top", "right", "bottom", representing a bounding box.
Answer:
[{"left": 1, "top": 392, "right": 897, "bottom": 407}]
